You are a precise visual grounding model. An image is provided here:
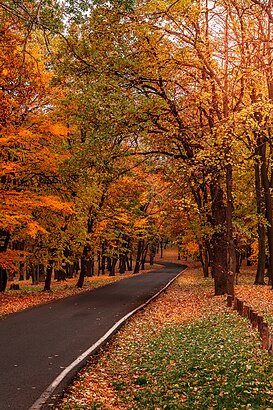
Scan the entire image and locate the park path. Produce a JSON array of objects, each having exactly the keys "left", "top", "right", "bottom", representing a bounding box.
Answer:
[{"left": 0, "top": 262, "right": 185, "bottom": 410}]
